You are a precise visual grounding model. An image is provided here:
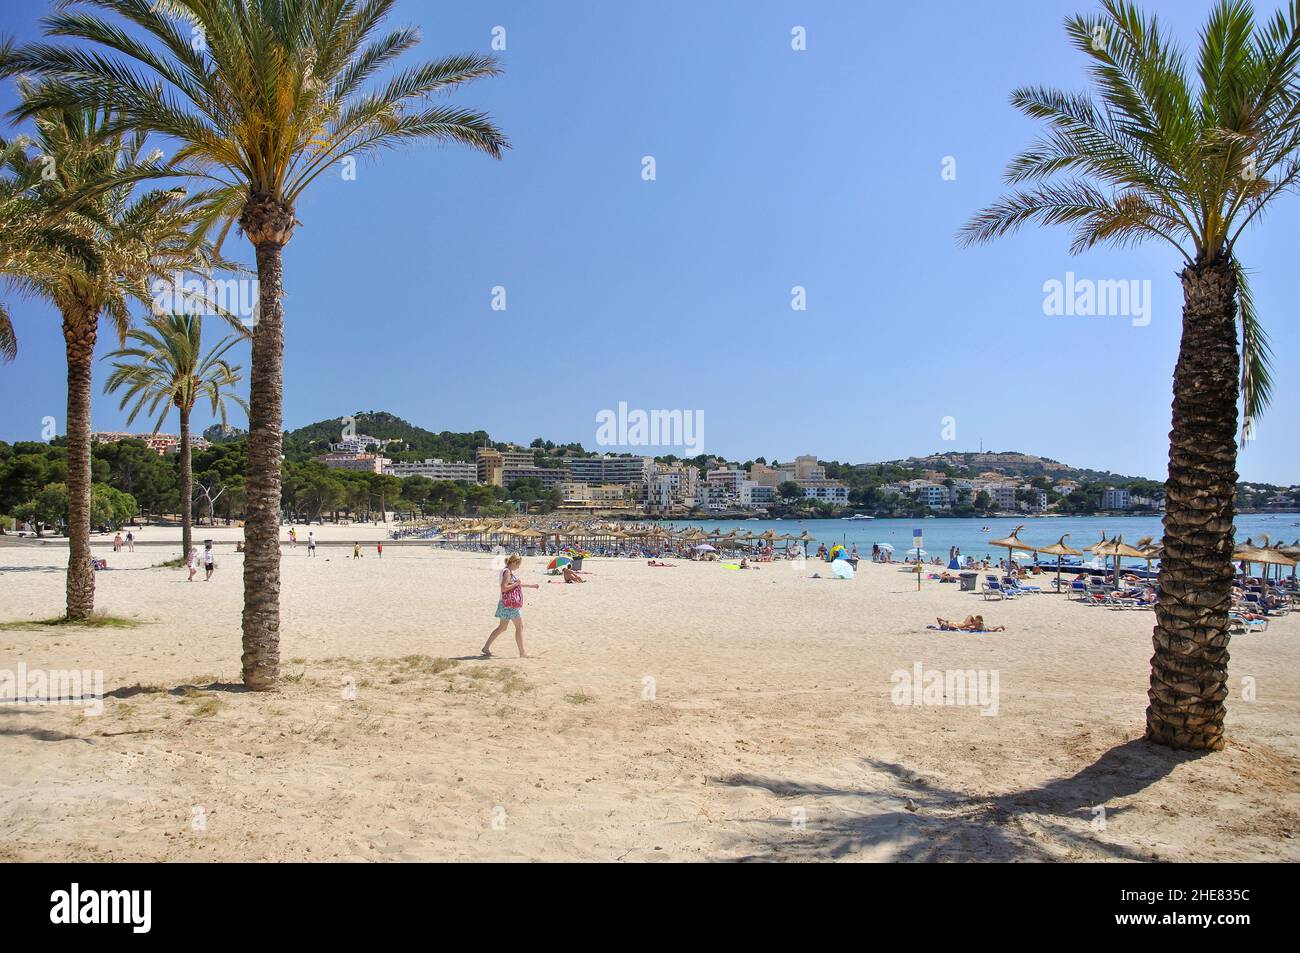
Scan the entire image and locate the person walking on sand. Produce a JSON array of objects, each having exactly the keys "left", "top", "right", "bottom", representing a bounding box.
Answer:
[
  {"left": 481, "top": 554, "right": 538, "bottom": 658},
  {"left": 185, "top": 546, "right": 198, "bottom": 582},
  {"left": 289, "top": 527, "right": 296, "bottom": 548},
  {"left": 125, "top": 530, "right": 135, "bottom": 552},
  {"left": 202, "top": 541, "right": 215, "bottom": 581},
  {"left": 307, "top": 531, "right": 316, "bottom": 557},
  {"left": 353, "top": 541, "right": 361, "bottom": 559},
  {"left": 376, "top": 541, "right": 383, "bottom": 559},
  {"left": 113, "top": 532, "right": 123, "bottom": 552}
]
